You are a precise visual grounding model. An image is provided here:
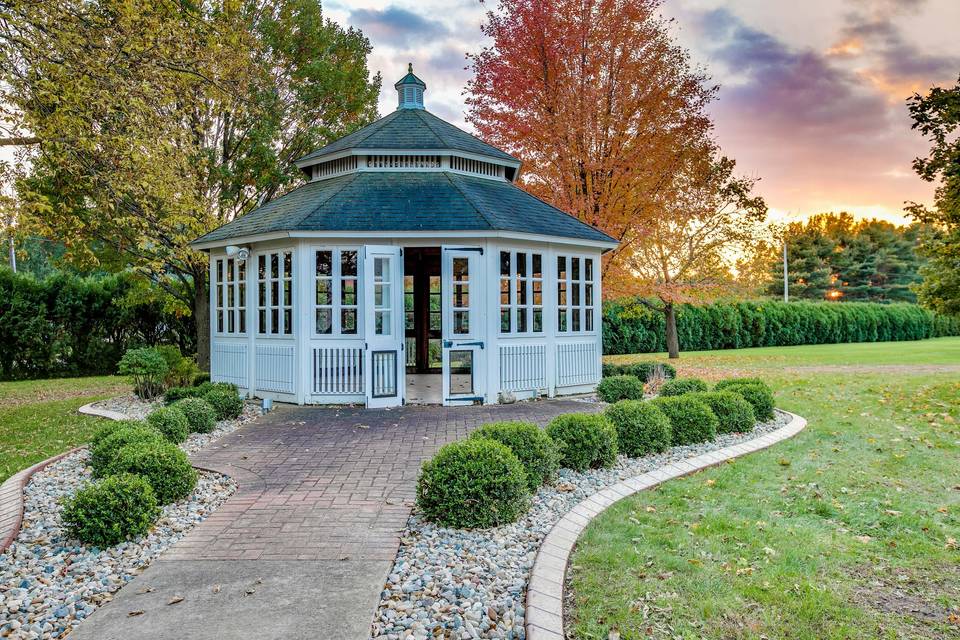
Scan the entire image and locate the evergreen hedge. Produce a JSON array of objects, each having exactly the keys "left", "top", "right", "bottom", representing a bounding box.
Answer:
[
  {"left": 603, "top": 298, "right": 960, "bottom": 355},
  {"left": 0, "top": 268, "right": 193, "bottom": 380}
]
